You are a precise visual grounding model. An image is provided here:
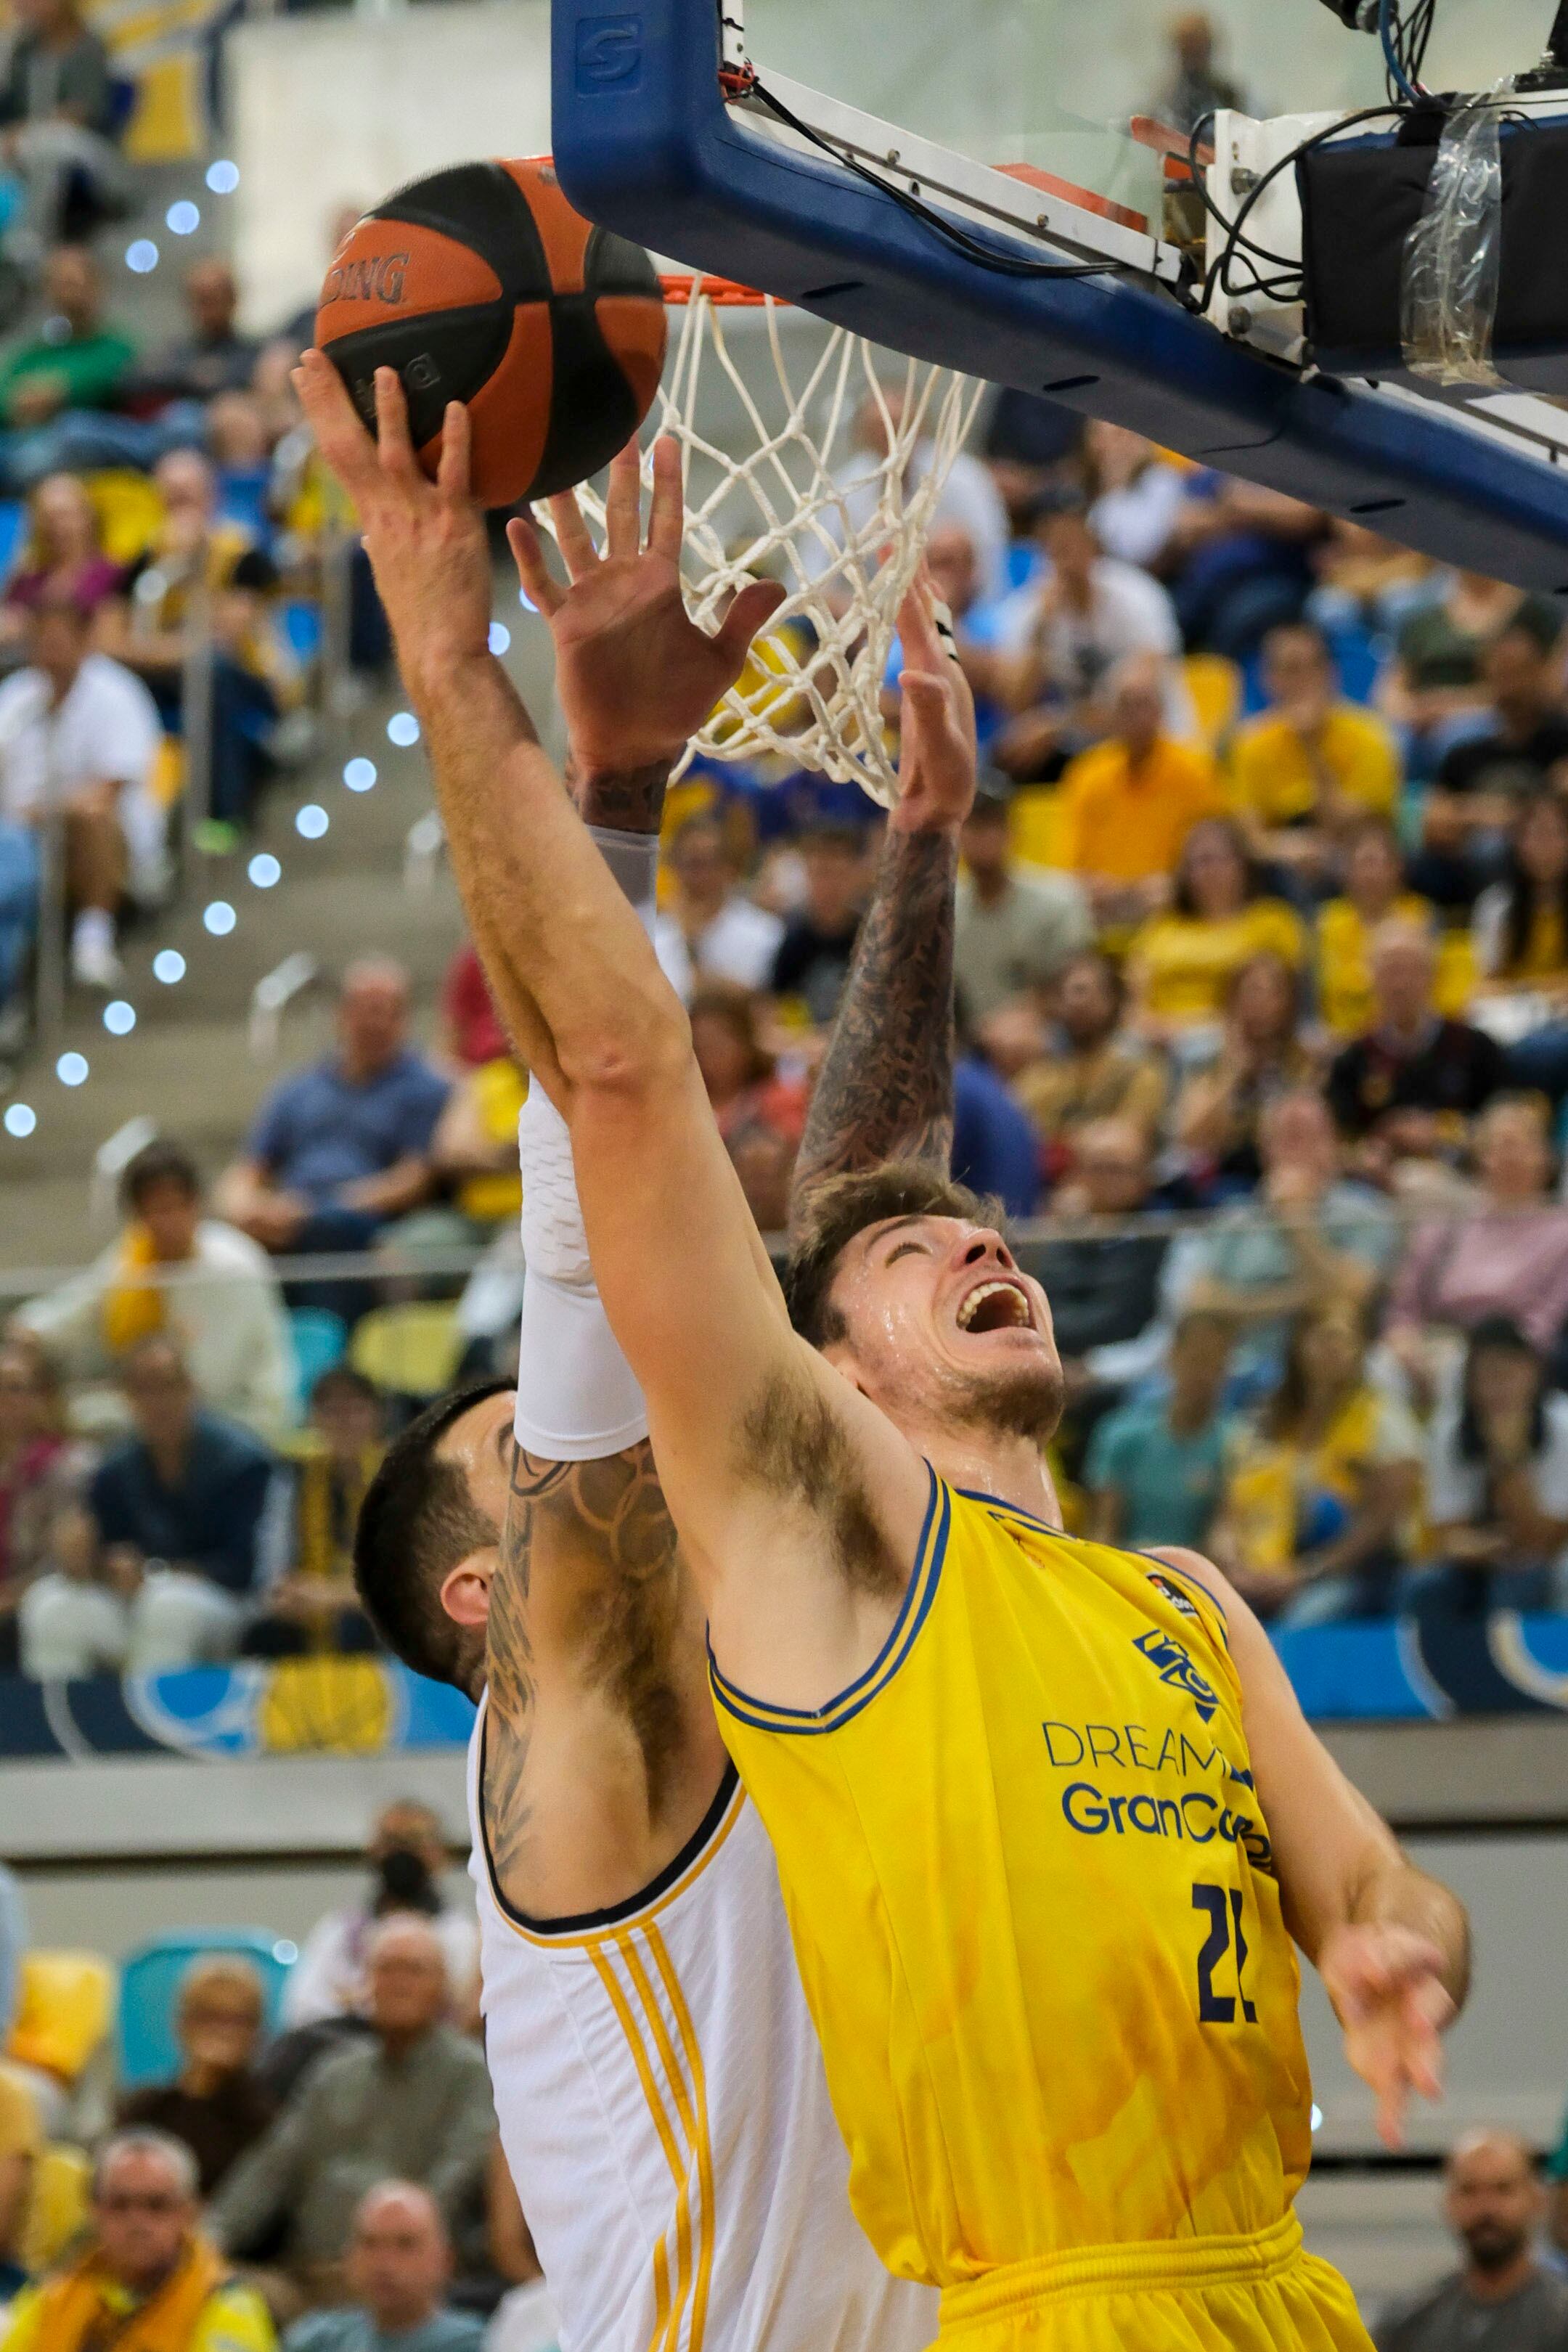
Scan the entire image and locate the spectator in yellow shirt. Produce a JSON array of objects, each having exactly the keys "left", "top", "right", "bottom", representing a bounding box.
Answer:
[
  {"left": 1231, "top": 621, "right": 1401, "bottom": 886},
  {"left": 1315, "top": 818, "right": 1444, "bottom": 1040},
  {"left": 1055, "top": 652, "right": 1225, "bottom": 928},
  {"left": 1127, "top": 814, "right": 1305, "bottom": 1037},
  {"left": 2, "top": 2129, "right": 274, "bottom": 2352}
]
